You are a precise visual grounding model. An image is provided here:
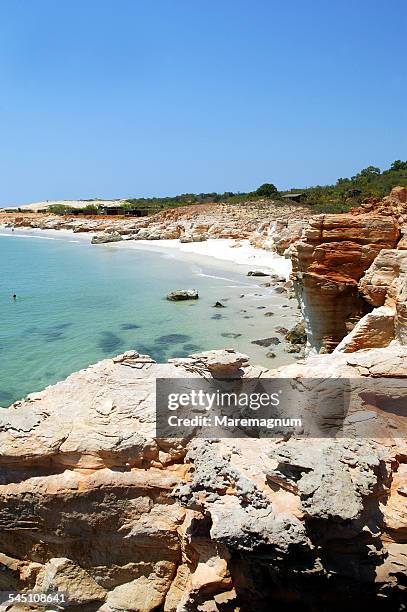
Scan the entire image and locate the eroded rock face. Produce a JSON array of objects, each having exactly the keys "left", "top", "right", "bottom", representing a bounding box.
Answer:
[
  {"left": 0, "top": 347, "right": 406, "bottom": 611},
  {"left": 291, "top": 213, "right": 400, "bottom": 352},
  {"left": 359, "top": 249, "right": 407, "bottom": 307}
]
